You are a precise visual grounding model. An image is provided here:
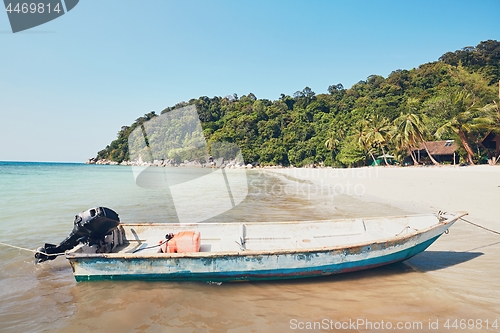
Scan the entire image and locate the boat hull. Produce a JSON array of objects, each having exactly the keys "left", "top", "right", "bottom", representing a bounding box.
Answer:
[{"left": 68, "top": 220, "right": 452, "bottom": 282}]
